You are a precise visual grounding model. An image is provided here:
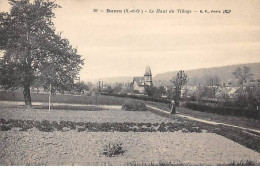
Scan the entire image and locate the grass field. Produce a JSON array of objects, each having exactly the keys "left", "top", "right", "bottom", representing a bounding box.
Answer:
[{"left": 0, "top": 91, "right": 124, "bottom": 105}]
